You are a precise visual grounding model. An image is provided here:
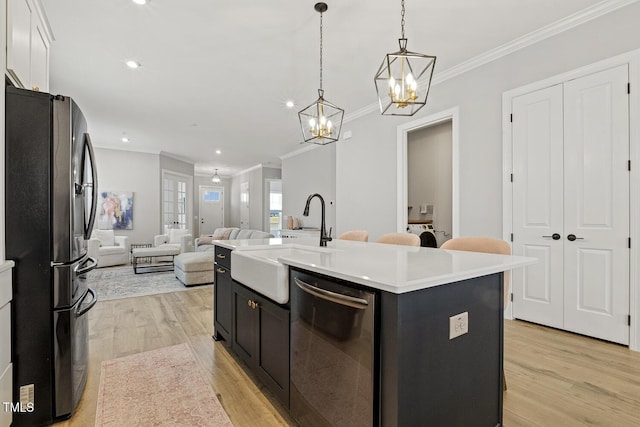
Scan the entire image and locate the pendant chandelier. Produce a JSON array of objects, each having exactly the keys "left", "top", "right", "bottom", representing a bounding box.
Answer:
[
  {"left": 298, "top": 2, "right": 344, "bottom": 145},
  {"left": 211, "top": 169, "right": 221, "bottom": 183},
  {"left": 374, "top": 0, "right": 436, "bottom": 116}
]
